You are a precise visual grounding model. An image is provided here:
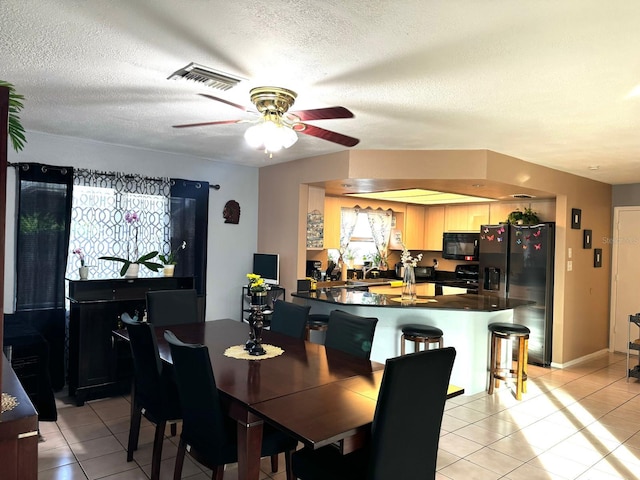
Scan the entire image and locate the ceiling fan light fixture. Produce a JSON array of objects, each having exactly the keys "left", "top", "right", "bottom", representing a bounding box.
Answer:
[{"left": 244, "top": 119, "right": 298, "bottom": 153}]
